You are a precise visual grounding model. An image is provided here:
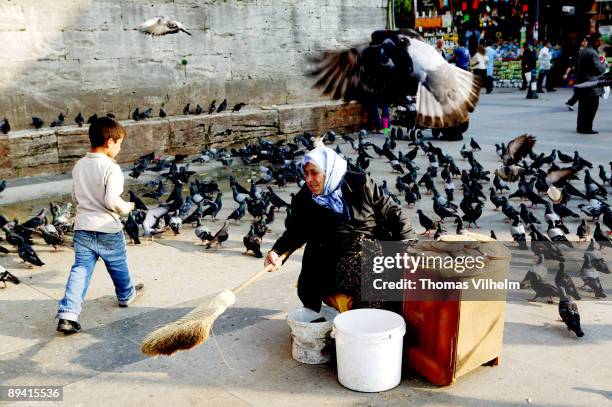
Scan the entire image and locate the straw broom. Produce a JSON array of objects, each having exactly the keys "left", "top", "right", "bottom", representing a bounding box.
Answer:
[{"left": 141, "top": 252, "right": 288, "bottom": 356}]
